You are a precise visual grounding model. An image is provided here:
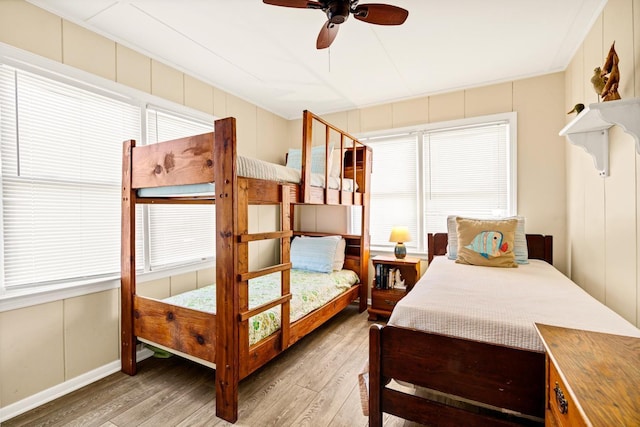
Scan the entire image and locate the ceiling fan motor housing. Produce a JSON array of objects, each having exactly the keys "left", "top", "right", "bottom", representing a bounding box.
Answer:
[{"left": 325, "top": 0, "right": 350, "bottom": 24}]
